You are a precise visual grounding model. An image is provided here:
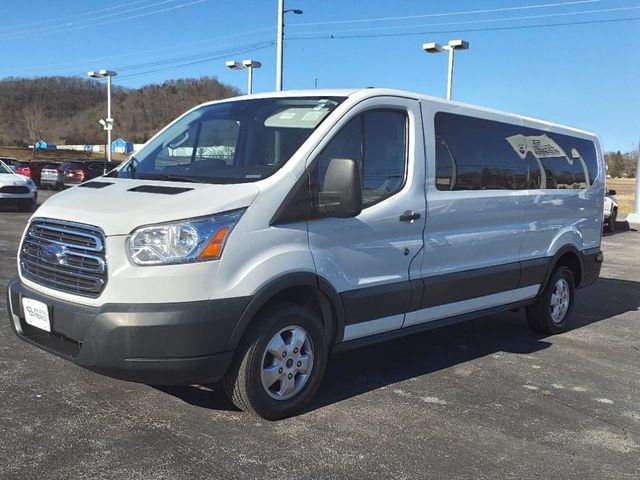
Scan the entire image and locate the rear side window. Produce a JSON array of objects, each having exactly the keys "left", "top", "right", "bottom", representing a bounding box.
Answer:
[
  {"left": 434, "top": 112, "right": 598, "bottom": 191},
  {"left": 61, "top": 162, "right": 83, "bottom": 170},
  {"left": 314, "top": 109, "right": 407, "bottom": 208}
]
